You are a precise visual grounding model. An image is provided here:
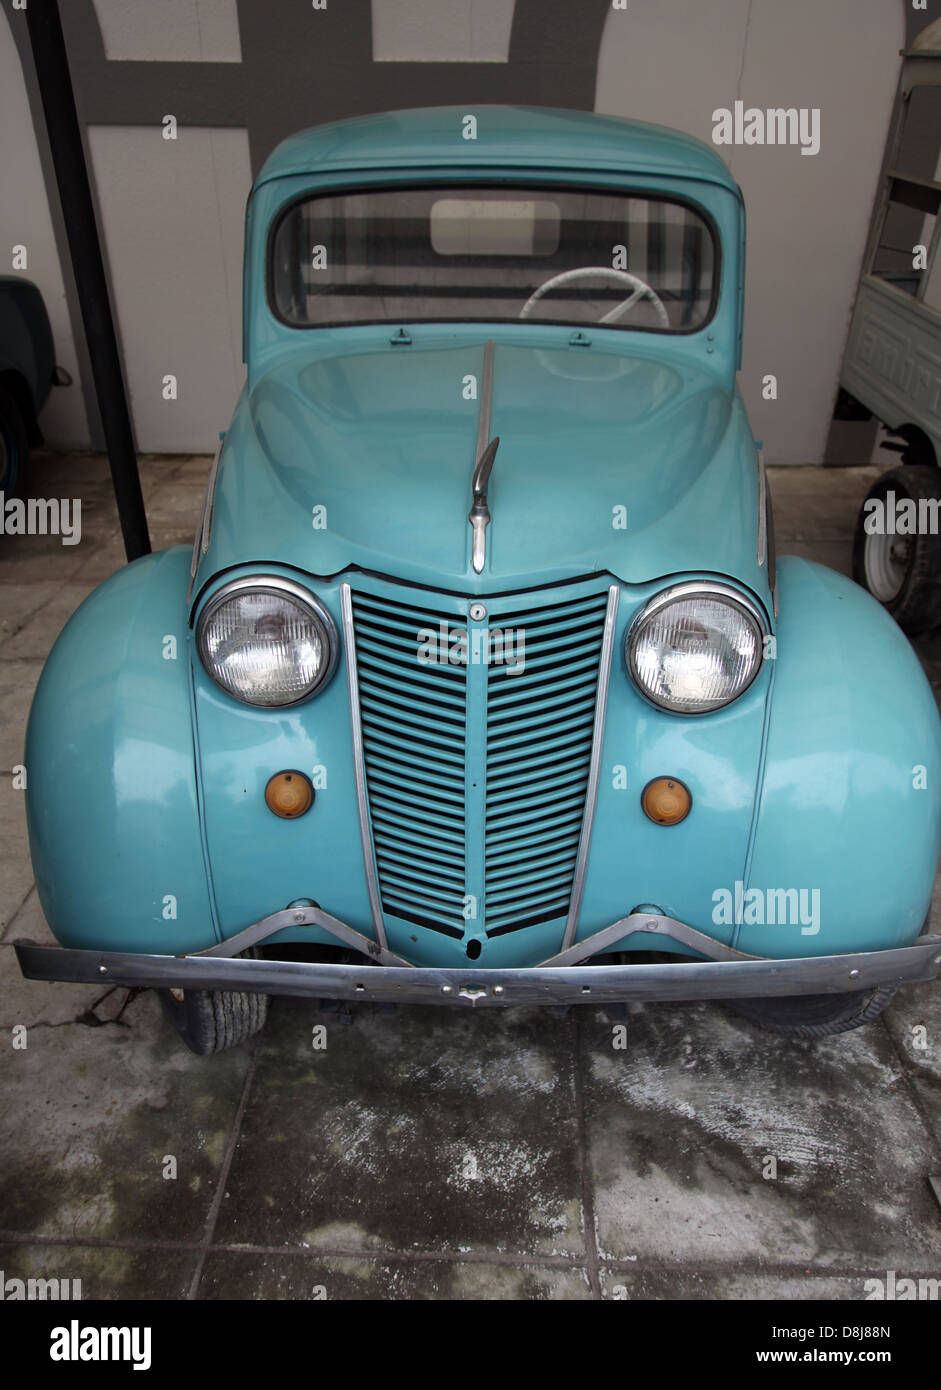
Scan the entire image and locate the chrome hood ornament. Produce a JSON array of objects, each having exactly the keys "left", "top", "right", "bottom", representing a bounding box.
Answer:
[
  {"left": 469, "top": 340, "right": 498, "bottom": 574},
  {"left": 469, "top": 435, "right": 499, "bottom": 575}
]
